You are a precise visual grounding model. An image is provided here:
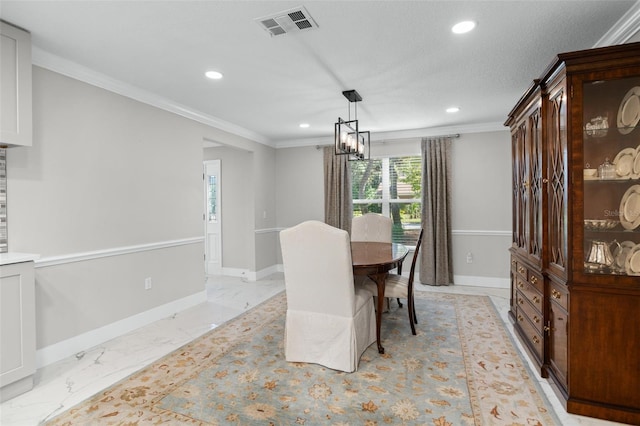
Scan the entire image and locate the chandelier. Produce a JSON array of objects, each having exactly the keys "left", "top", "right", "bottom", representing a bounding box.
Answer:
[{"left": 334, "top": 90, "right": 370, "bottom": 161}]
